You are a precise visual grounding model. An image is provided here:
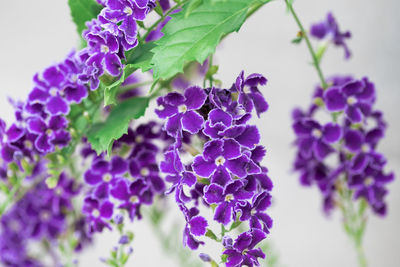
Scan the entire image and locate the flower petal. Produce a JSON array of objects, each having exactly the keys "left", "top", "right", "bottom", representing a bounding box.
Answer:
[
  {"left": 181, "top": 110, "right": 204, "bottom": 134},
  {"left": 323, "top": 87, "right": 346, "bottom": 111}
]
